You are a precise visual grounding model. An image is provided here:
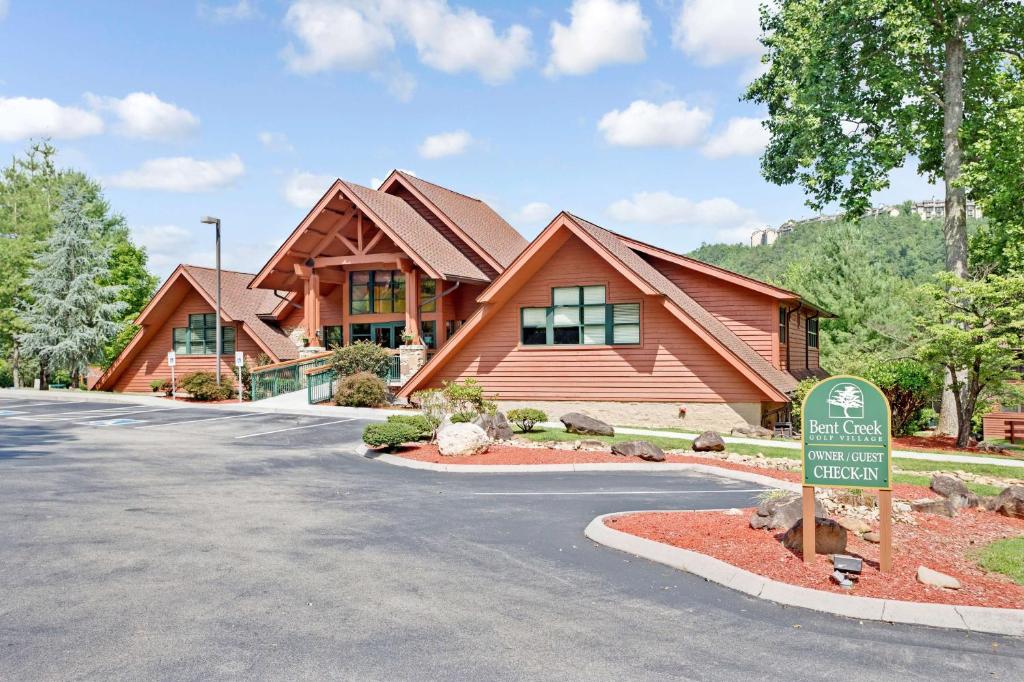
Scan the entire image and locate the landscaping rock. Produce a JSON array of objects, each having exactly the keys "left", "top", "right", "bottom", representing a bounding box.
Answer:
[
  {"left": 977, "top": 440, "right": 1006, "bottom": 454},
  {"left": 611, "top": 440, "right": 665, "bottom": 462},
  {"left": 436, "top": 423, "right": 490, "bottom": 457},
  {"left": 986, "top": 485, "right": 1024, "bottom": 519},
  {"left": 837, "top": 516, "right": 871, "bottom": 535},
  {"left": 560, "top": 412, "right": 614, "bottom": 437},
  {"left": 781, "top": 517, "right": 848, "bottom": 556},
  {"left": 929, "top": 474, "right": 979, "bottom": 510},
  {"left": 917, "top": 566, "right": 961, "bottom": 590},
  {"left": 910, "top": 497, "right": 957, "bottom": 517},
  {"left": 473, "top": 412, "right": 514, "bottom": 441},
  {"left": 730, "top": 423, "right": 774, "bottom": 439},
  {"left": 576, "top": 439, "right": 607, "bottom": 450},
  {"left": 750, "top": 493, "right": 824, "bottom": 531},
  {"left": 692, "top": 431, "right": 726, "bottom": 452},
  {"left": 862, "top": 531, "right": 881, "bottom": 544}
]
